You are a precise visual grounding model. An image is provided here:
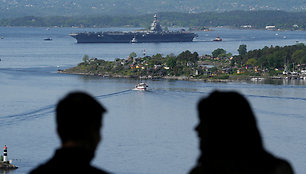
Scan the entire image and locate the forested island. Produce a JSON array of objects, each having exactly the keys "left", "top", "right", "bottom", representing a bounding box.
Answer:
[
  {"left": 1, "top": 11, "right": 306, "bottom": 30},
  {"left": 61, "top": 44, "right": 306, "bottom": 81},
  {"left": 1, "top": 0, "right": 304, "bottom": 17}
]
